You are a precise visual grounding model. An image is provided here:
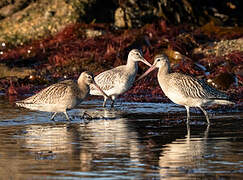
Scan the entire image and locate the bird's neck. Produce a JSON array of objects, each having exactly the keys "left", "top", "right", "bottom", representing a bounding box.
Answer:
[
  {"left": 78, "top": 80, "right": 90, "bottom": 99},
  {"left": 126, "top": 59, "right": 138, "bottom": 72},
  {"left": 158, "top": 64, "right": 170, "bottom": 76},
  {"left": 158, "top": 64, "right": 170, "bottom": 85}
]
